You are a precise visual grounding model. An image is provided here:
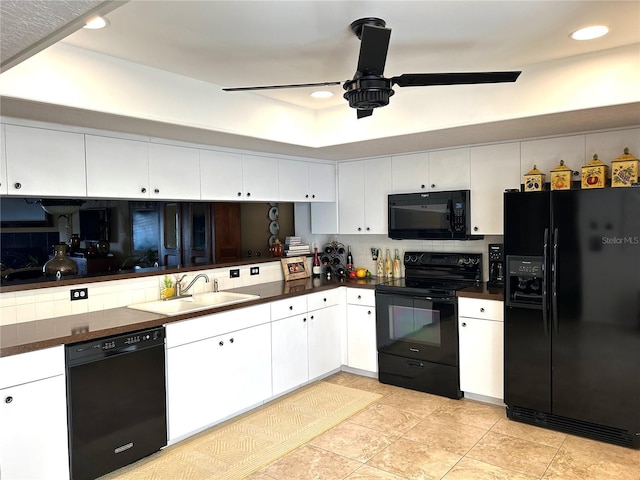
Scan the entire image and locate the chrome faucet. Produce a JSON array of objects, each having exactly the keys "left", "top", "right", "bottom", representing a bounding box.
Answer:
[{"left": 175, "top": 273, "right": 210, "bottom": 297}]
